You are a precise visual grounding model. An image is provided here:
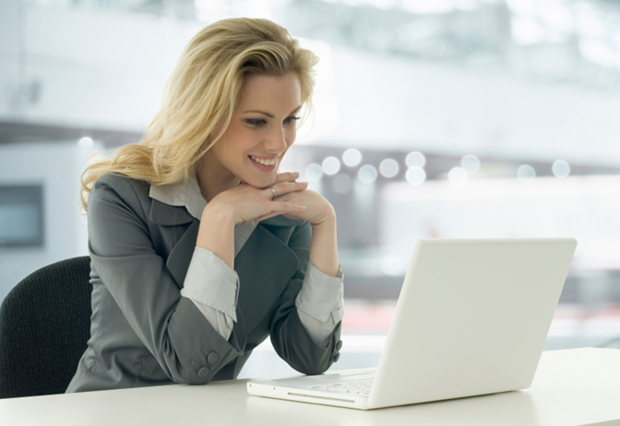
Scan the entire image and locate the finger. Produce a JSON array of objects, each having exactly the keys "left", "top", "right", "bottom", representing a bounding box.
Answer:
[
  {"left": 264, "top": 186, "right": 278, "bottom": 201},
  {"left": 273, "top": 171, "right": 300, "bottom": 184},
  {"left": 245, "top": 201, "right": 306, "bottom": 224},
  {"left": 270, "top": 181, "right": 308, "bottom": 198},
  {"left": 256, "top": 206, "right": 304, "bottom": 222},
  {"left": 261, "top": 202, "right": 306, "bottom": 219},
  {"left": 263, "top": 181, "right": 306, "bottom": 200},
  {"left": 271, "top": 201, "right": 306, "bottom": 212},
  {"left": 254, "top": 203, "right": 306, "bottom": 223}
]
